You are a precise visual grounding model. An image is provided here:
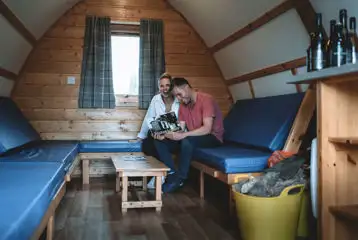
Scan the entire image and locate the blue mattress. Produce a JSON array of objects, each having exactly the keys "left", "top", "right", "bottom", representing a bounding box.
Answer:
[
  {"left": 194, "top": 145, "right": 271, "bottom": 174},
  {"left": 0, "top": 140, "right": 79, "bottom": 173},
  {"left": 0, "top": 161, "right": 65, "bottom": 240},
  {"left": 79, "top": 140, "right": 141, "bottom": 153}
]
